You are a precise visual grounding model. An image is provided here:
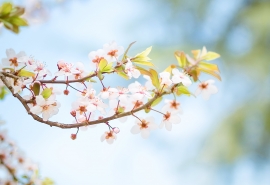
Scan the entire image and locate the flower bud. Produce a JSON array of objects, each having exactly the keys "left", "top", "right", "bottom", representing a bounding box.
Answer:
[
  {"left": 71, "top": 134, "right": 77, "bottom": 140},
  {"left": 113, "top": 127, "right": 120, "bottom": 134},
  {"left": 70, "top": 111, "right": 76, "bottom": 117},
  {"left": 64, "top": 89, "right": 69, "bottom": 95}
]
